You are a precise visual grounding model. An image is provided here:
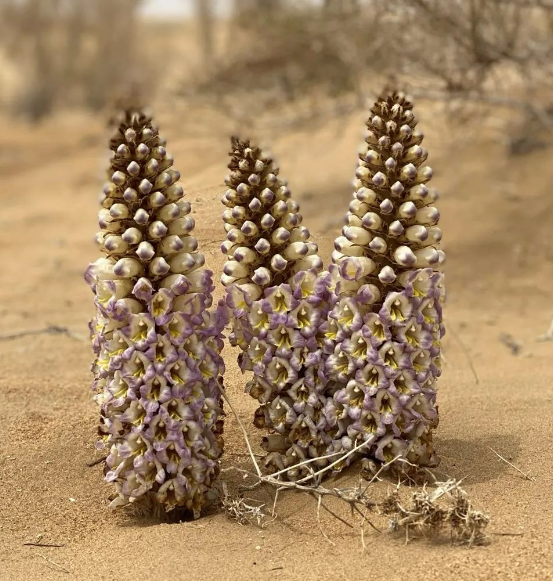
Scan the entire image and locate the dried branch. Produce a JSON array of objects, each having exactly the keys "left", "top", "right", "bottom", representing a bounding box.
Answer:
[
  {"left": 0, "top": 325, "right": 86, "bottom": 342},
  {"left": 489, "top": 448, "right": 535, "bottom": 481}
]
